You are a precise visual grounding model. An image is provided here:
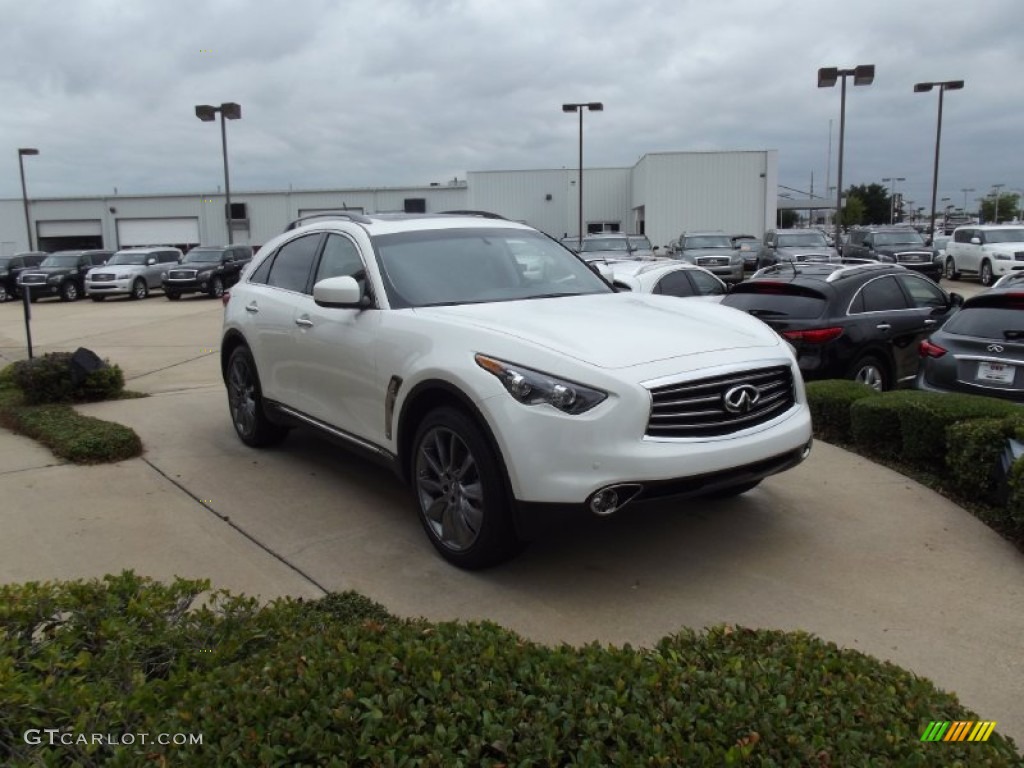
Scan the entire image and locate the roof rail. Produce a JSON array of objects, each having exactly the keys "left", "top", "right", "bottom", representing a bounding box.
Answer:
[
  {"left": 825, "top": 261, "right": 900, "bottom": 282},
  {"left": 284, "top": 210, "right": 372, "bottom": 231},
  {"left": 438, "top": 209, "right": 507, "bottom": 220}
]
